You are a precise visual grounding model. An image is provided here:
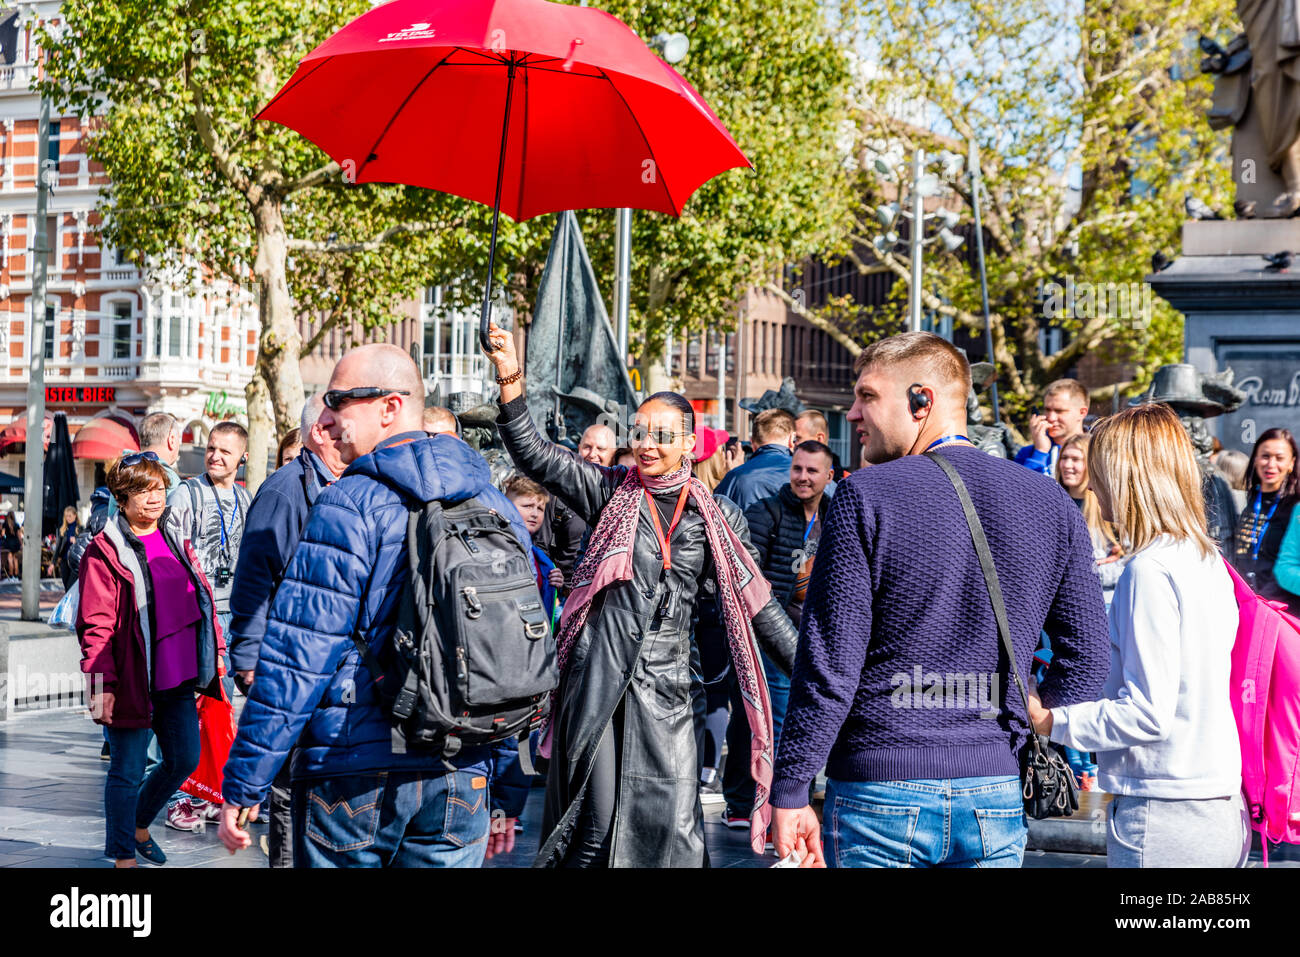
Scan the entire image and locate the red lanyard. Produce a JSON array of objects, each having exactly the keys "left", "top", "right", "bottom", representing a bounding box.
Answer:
[{"left": 646, "top": 483, "right": 691, "bottom": 571}]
